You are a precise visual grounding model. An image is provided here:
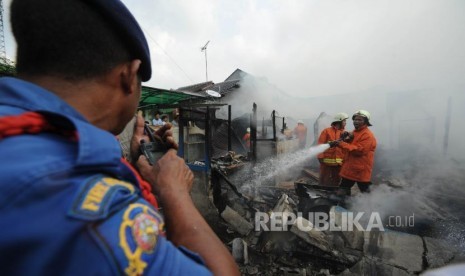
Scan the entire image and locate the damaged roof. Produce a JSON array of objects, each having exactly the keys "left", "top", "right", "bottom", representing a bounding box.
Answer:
[
  {"left": 208, "top": 79, "right": 241, "bottom": 96},
  {"left": 177, "top": 81, "right": 214, "bottom": 92},
  {"left": 139, "top": 68, "right": 244, "bottom": 107},
  {"left": 176, "top": 79, "right": 241, "bottom": 97},
  {"left": 224, "top": 68, "right": 249, "bottom": 82}
]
